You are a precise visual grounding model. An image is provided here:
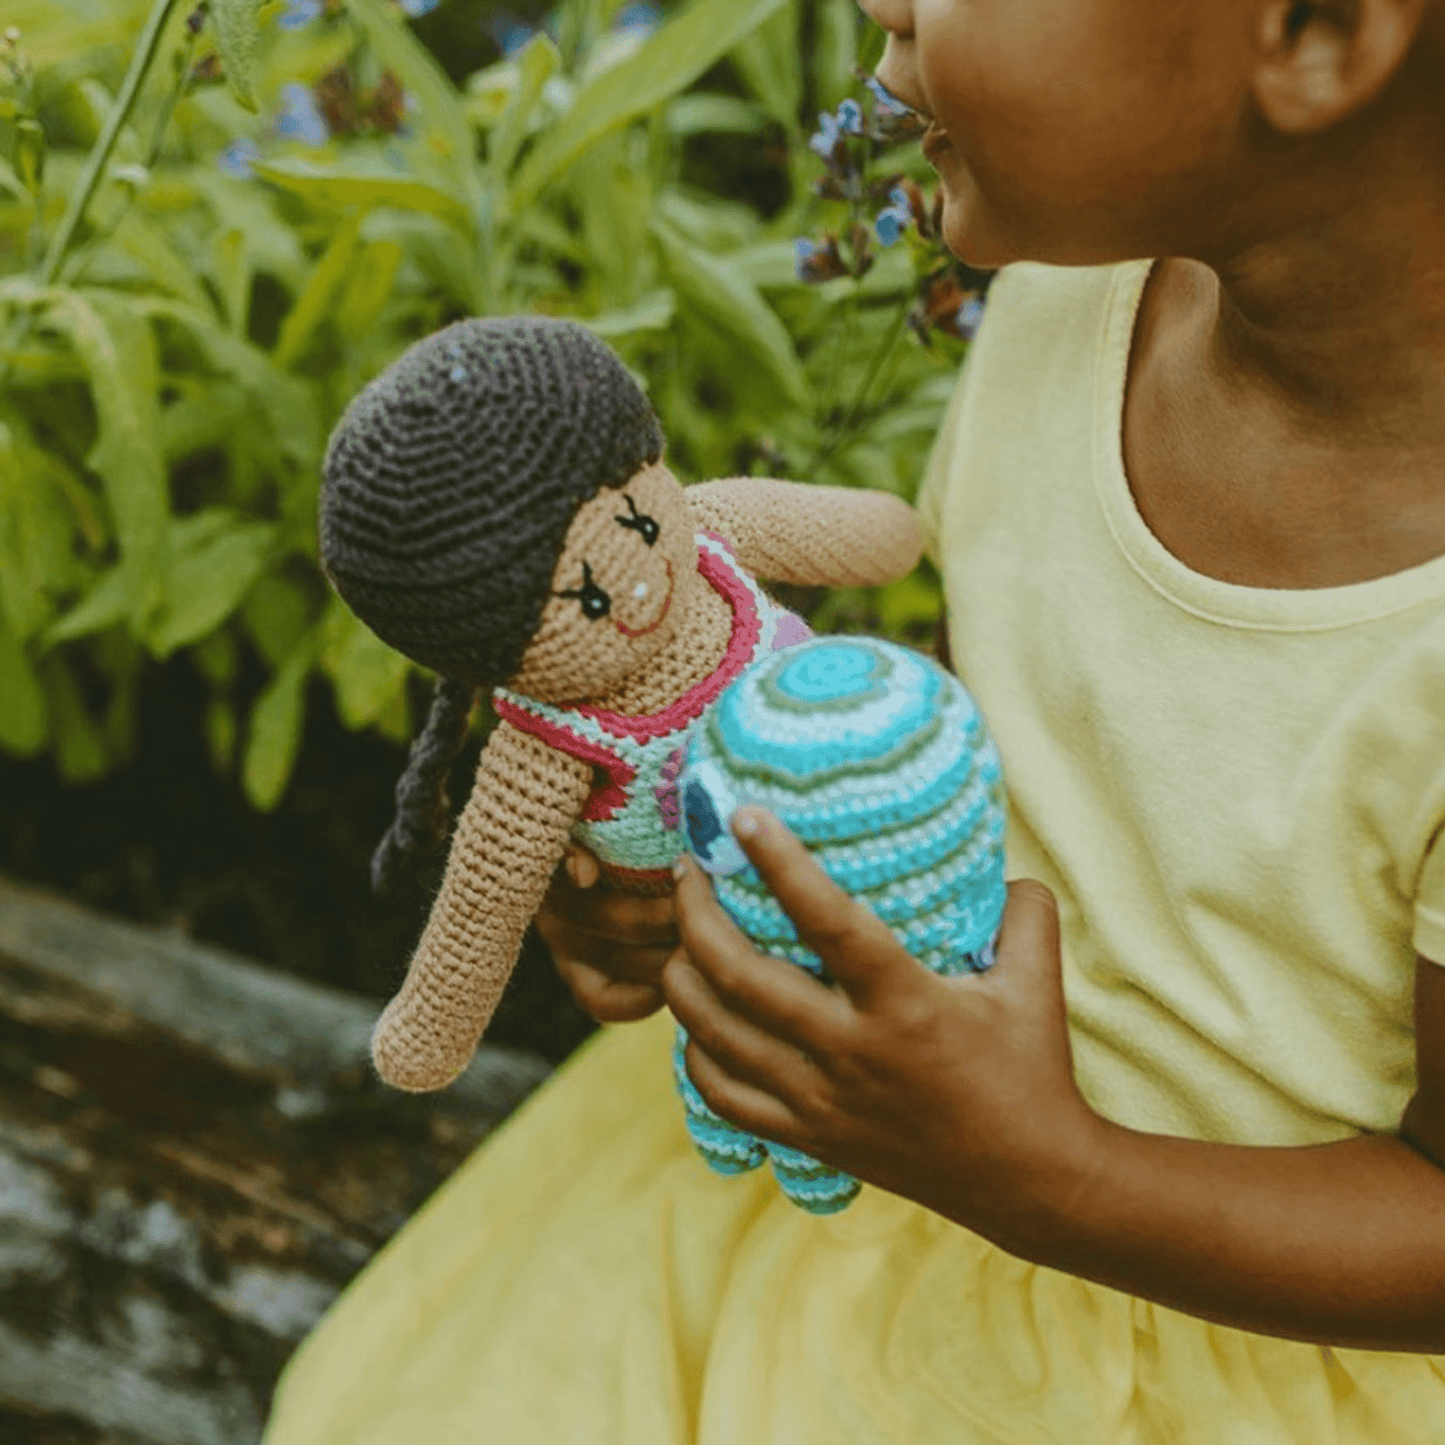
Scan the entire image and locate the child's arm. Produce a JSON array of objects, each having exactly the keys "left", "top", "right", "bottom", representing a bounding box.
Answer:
[
  {"left": 664, "top": 811, "right": 1445, "bottom": 1353},
  {"left": 686, "top": 477, "right": 924, "bottom": 586},
  {"left": 371, "top": 719, "right": 593, "bottom": 1091}
]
